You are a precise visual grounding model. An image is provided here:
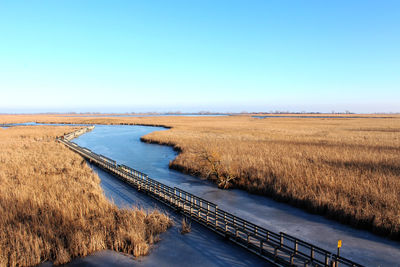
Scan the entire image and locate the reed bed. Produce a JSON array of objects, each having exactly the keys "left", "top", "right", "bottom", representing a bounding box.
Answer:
[
  {"left": 1, "top": 114, "right": 400, "bottom": 239},
  {"left": 0, "top": 126, "right": 171, "bottom": 266}
]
